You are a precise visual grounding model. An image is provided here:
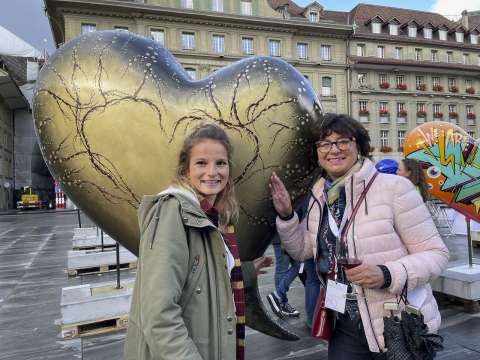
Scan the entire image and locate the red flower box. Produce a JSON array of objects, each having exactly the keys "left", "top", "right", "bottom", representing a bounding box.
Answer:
[
  {"left": 416, "top": 110, "right": 427, "bottom": 117},
  {"left": 466, "top": 87, "right": 475, "bottom": 94},
  {"left": 359, "top": 109, "right": 369, "bottom": 115},
  {"left": 416, "top": 84, "right": 427, "bottom": 91},
  {"left": 380, "top": 145, "right": 393, "bottom": 153},
  {"left": 449, "top": 85, "right": 459, "bottom": 93},
  {"left": 379, "top": 82, "right": 390, "bottom": 89},
  {"left": 433, "top": 85, "right": 443, "bottom": 92},
  {"left": 379, "top": 109, "right": 389, "bottom": 116},
  {"left": 433, "top": 112, "right": 443, "bottom": 118},
  {"left": 398, "top": 146, "right": 404, "bottom": 152},
  {"left": 396, "top": 83, "right": 408, "bottom": 90},
  {"left": 449, "top": 111, "right": 459, "bottom": 118},
  {"left": 467, "top": 113, "right": 476, "bottom": 119},
  {"left": 398, "top": 109, "right": 407, "bottom": 117}
]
